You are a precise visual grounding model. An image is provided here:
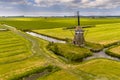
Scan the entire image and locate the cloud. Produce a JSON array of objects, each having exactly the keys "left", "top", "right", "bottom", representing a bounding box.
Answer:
[
  {"left": 33, "top": 0, "right": 74, "bottom": 7},
  {"left": 33, "top": 0, "right": 120, "bottom": 9},
  {"left": 0, "top": 0, "right": 120, "bottom": 16},
  {"left": 0, "top": 0, "right": 27, "bottom": 5},
  {"left": 78, "top": 0, "right": 120, "bottom": 9}
]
